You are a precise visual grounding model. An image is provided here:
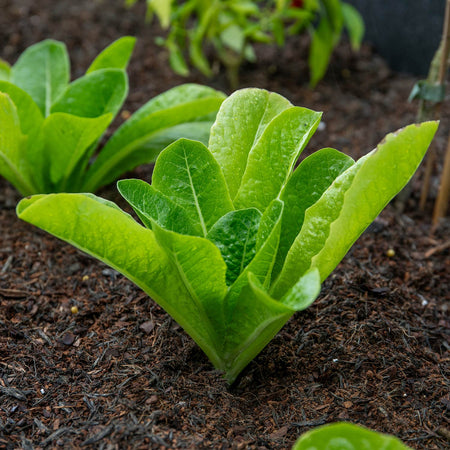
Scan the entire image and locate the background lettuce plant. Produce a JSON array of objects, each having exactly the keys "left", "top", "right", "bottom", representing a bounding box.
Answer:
[
  {"left": 292, "top": 422, "right": 411, "bottom": 449},
  {"left": 126, "top": 0, "right": 364, "bottom": 87},
  {"left": 17, "top": 88, "right": 438, "bottom": 383},
  {"left": 0, "top": 37, "right": 225, "bottom": 195}
]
